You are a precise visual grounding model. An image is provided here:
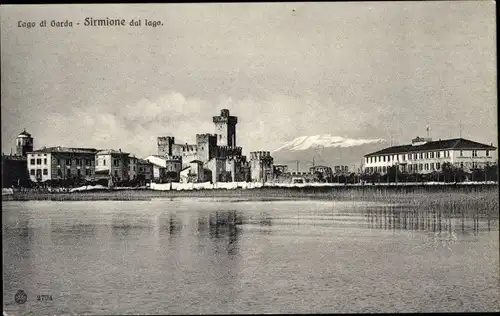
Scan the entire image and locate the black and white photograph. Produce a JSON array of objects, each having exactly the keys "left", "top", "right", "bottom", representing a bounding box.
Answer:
[{"left": 1, "top": 2, "right": 498, "bottom": 314}]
